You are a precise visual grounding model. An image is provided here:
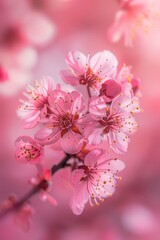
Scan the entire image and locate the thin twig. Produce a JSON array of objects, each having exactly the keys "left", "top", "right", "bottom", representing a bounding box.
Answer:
[{"left": 0, "top": 154, "right": 71, "bottom": 219}]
